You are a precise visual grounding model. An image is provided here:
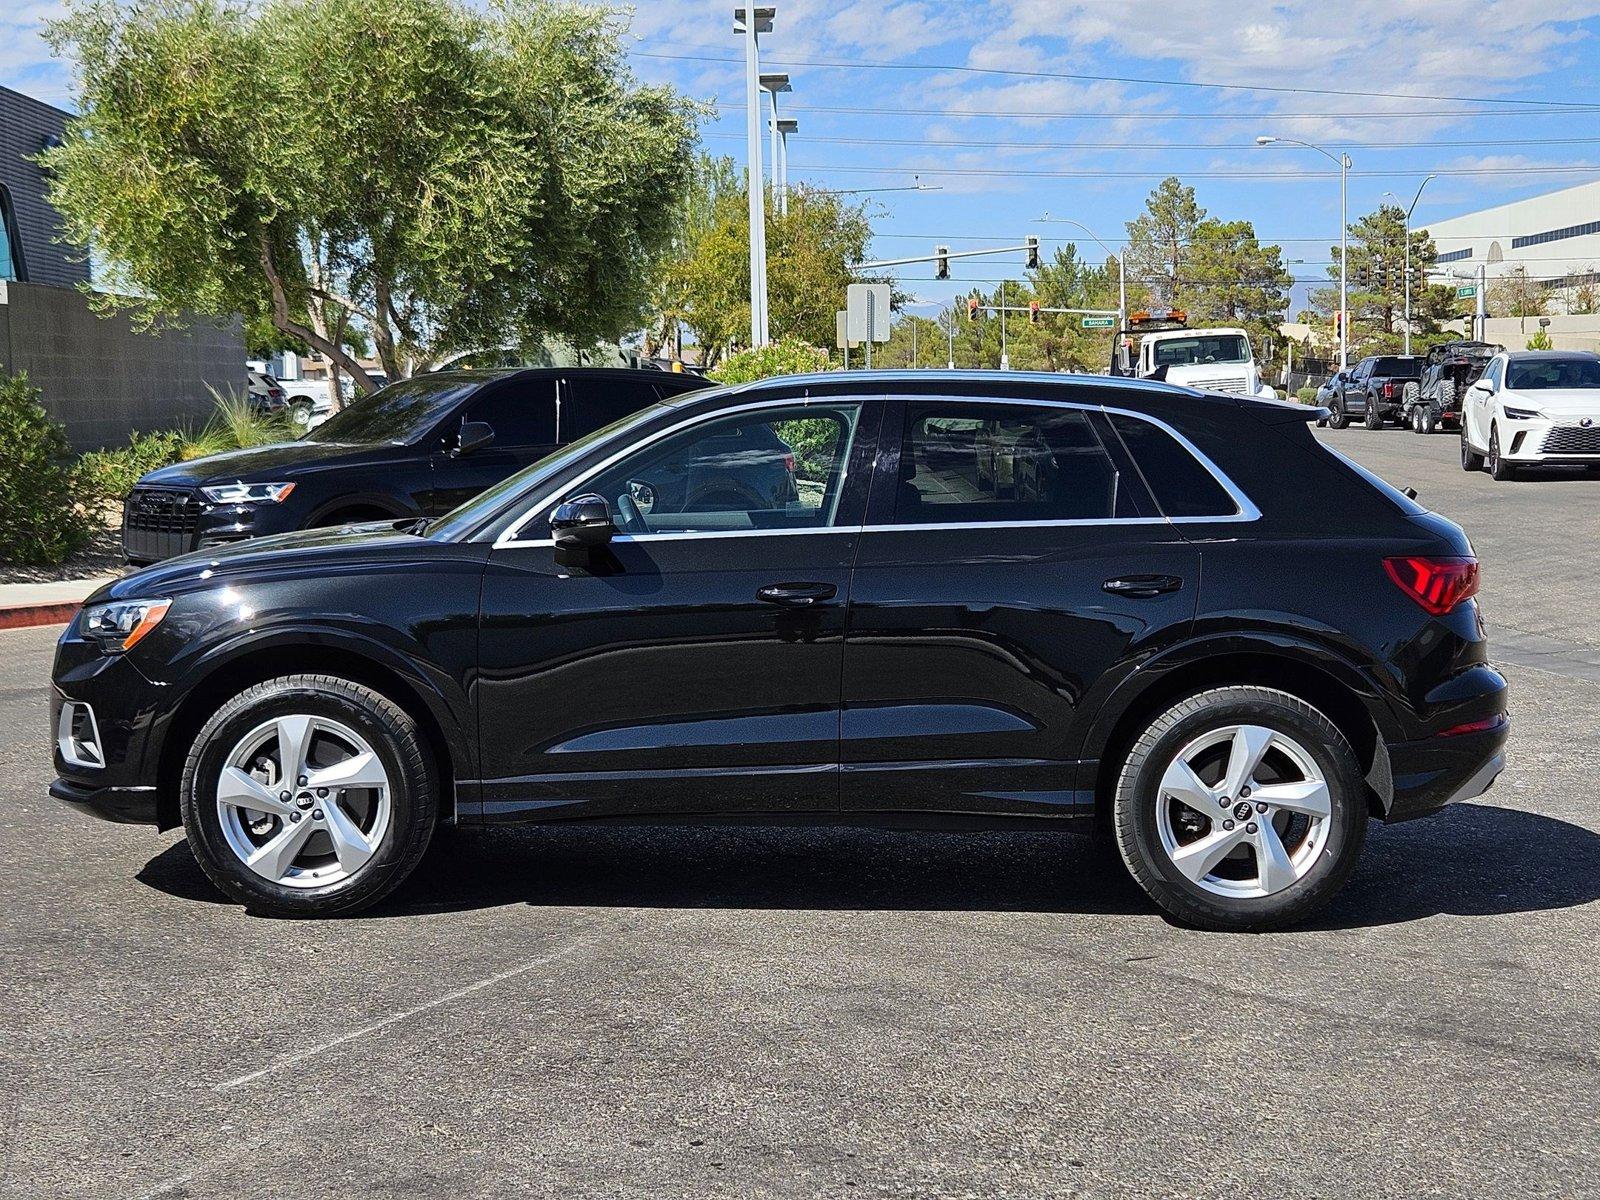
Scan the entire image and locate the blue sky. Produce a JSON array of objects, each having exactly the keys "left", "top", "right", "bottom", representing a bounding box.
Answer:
[{"left": 9, "top": 0, "right": 1600, "bottom": 314}]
